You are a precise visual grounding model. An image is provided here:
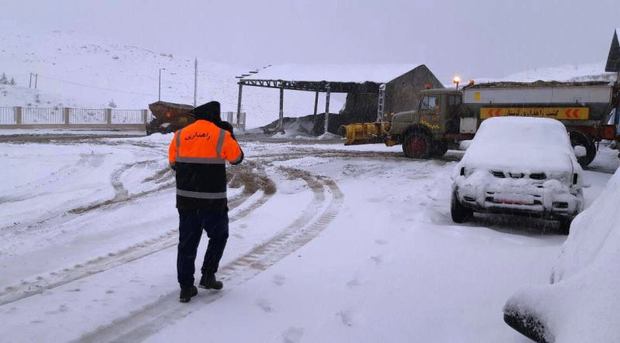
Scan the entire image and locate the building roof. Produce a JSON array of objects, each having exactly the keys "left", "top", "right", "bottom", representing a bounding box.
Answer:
[
  {"left": 605, "top": 28, "right": 620, "bottom": 72},
  {"left": 244, "top": 63, "right": 421, "bottom": 84}
]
